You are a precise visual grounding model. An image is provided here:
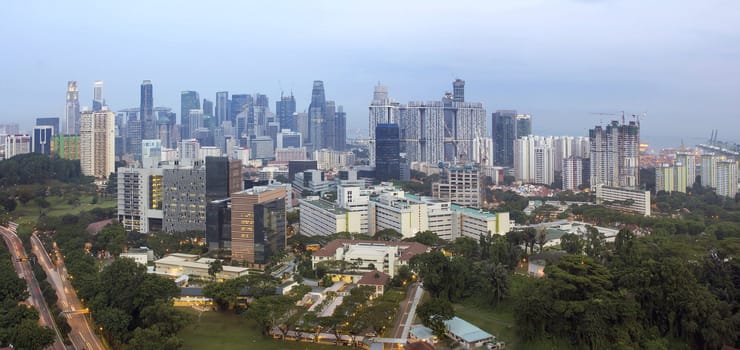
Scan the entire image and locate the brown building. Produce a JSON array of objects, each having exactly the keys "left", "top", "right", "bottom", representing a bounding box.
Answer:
[{"left": 231, "top": 186, "right": 286, "bottom": 266}]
